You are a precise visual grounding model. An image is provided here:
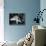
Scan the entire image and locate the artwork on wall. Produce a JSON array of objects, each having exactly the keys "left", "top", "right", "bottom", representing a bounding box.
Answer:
[{"left": 9, "top": 13, "right": 25, "bottom": 25}]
